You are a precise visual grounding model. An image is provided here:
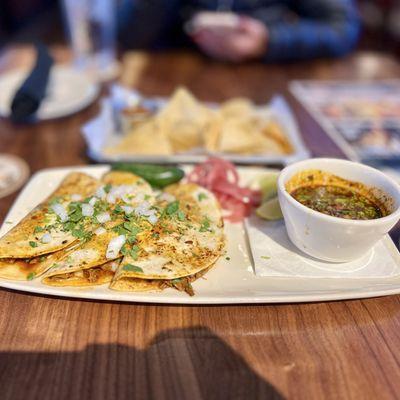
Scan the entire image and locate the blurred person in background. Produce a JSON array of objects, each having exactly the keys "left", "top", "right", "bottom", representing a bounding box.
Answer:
[{"left": 117, "top": 0, "right": 361, "bottom": 62}]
